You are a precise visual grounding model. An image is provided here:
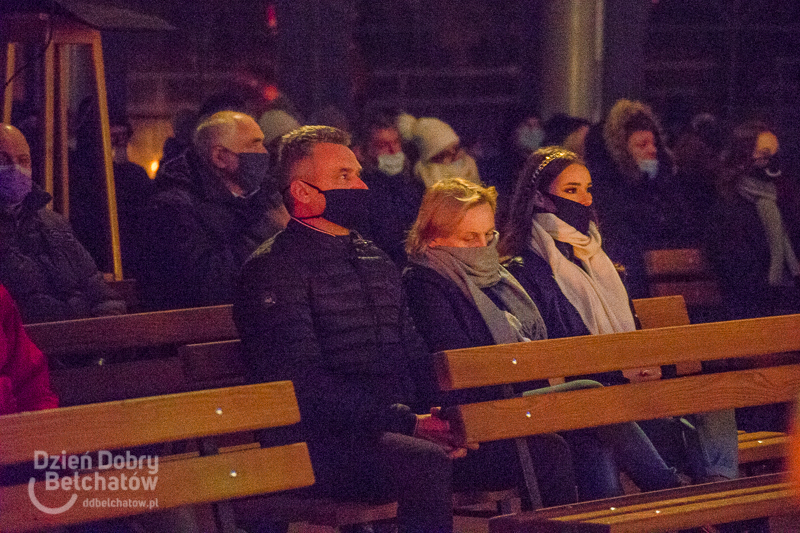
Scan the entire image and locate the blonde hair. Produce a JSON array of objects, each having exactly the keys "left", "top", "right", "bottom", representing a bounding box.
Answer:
[{"left": 406, "top": 178, "right": 497, "bottom": 257}]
